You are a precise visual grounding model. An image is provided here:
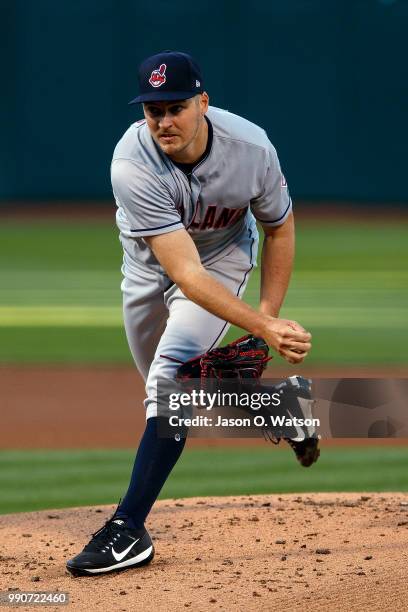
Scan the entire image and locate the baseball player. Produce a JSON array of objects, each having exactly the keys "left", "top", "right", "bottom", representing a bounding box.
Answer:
[{"left": 67, "top": 51, "right": 315, "bottom": 577}]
